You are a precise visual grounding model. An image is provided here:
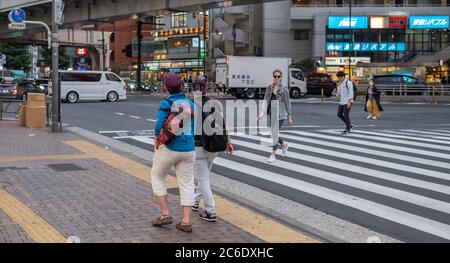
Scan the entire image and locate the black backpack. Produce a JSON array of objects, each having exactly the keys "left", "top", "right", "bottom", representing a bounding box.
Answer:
[
  {"left": 345, "top": 80, "right": 358, "bottom": 100},
  {"left": 198, "top": 99, "right": 228, "bottom": 153}
]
